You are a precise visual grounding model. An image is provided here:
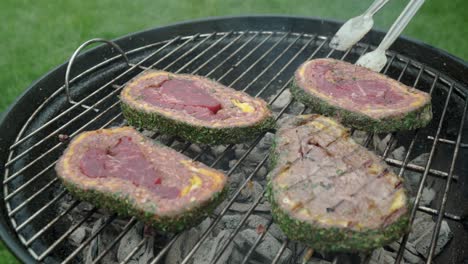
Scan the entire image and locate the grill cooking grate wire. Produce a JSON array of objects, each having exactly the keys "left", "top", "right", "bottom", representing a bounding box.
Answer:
[{"left": 2, "top": 31, "right": 467, "bottom": 263}]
